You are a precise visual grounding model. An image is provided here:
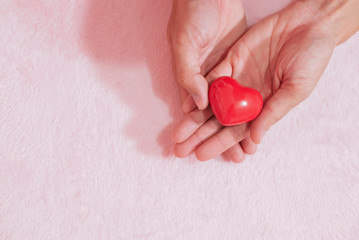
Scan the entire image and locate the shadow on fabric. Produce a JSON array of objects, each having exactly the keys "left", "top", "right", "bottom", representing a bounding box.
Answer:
[{"left": 82, "top": 0, "right": 182, "bottom": 158}]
